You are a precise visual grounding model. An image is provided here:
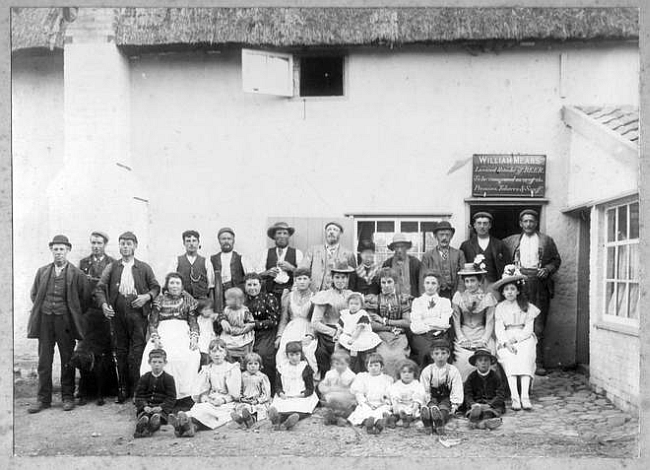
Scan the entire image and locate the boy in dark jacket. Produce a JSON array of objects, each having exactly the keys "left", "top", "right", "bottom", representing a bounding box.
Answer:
[
  {"left": 463, "top": 349, "right": 505, "bottom": 430},
  {"left": 134, "top": 349, "right": 177, "bottom": 438}
]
